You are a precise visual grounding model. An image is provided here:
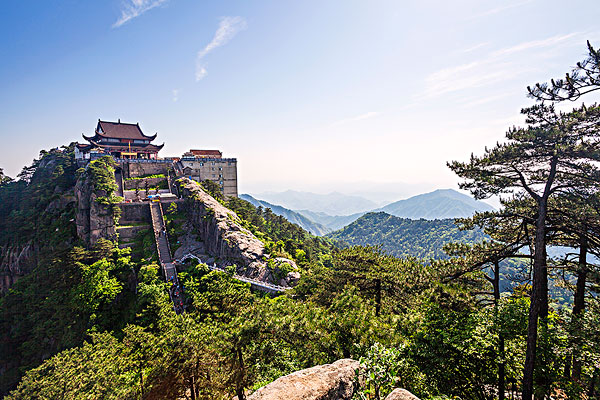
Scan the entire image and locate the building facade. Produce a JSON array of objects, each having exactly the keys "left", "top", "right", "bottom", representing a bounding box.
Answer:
[{"left": 180, "top": 151, "right": 238, "bottom": 198}]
